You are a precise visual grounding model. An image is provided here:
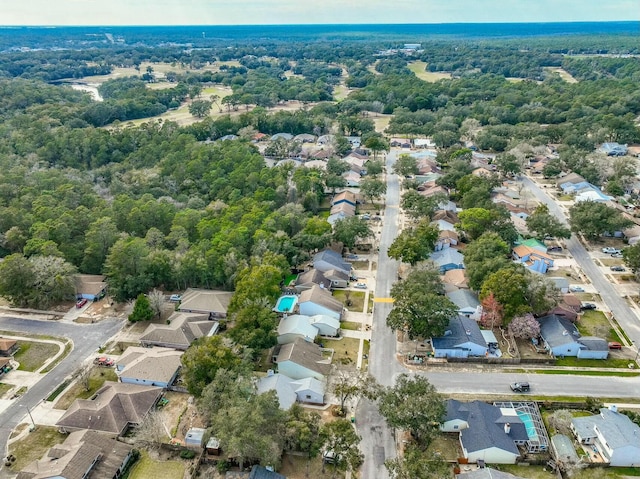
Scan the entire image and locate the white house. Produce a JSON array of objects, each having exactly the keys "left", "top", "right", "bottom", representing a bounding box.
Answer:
[
  {"left": 115, "top": 347, "right": 183, "bottom": 389},
  {"left": 571, "top": 406, "right": 640, "bottom": 467},
  {"left": 298, "top": 285, "right": 343, "bottom": 320},
  {"left": 277, "top": 315, "right": 319, "bottom": 344},
  {"left": 256, "top": 371, "right": 325, "bottom": 409},
  {"left": 309, "top": 315, "right": 341, "bottom": 337}
]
